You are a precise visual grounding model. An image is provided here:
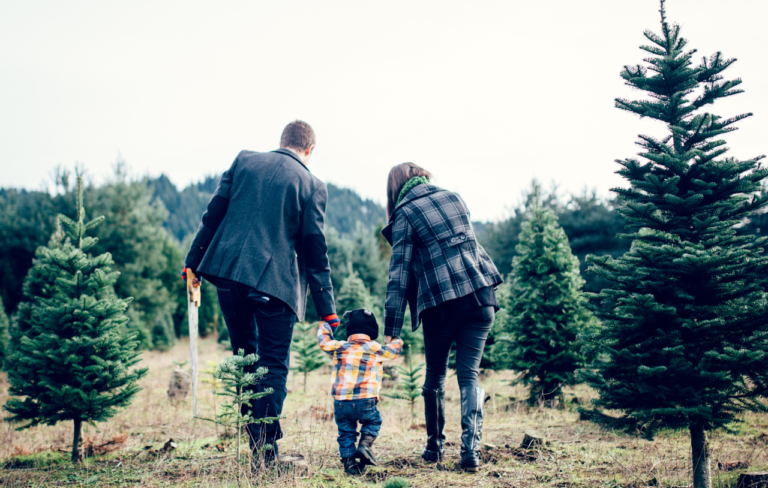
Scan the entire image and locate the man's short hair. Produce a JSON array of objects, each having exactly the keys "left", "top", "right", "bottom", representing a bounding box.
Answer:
[{"left": 280, "top": 120, "right": 316, "bottom": 150}]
